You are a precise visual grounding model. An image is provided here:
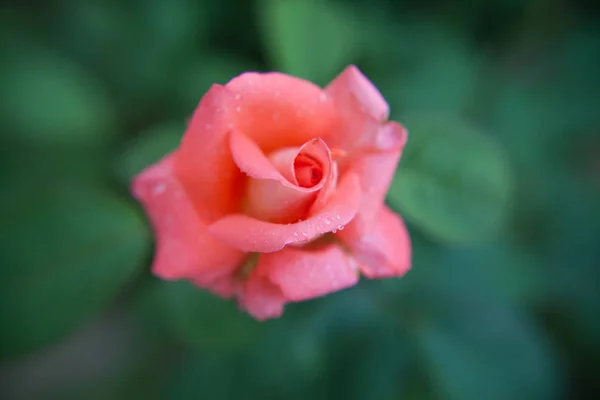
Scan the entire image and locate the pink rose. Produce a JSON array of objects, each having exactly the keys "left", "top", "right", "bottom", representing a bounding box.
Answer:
[{"left": 132, "top": 65, "right": 411, "bottom": 320}]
